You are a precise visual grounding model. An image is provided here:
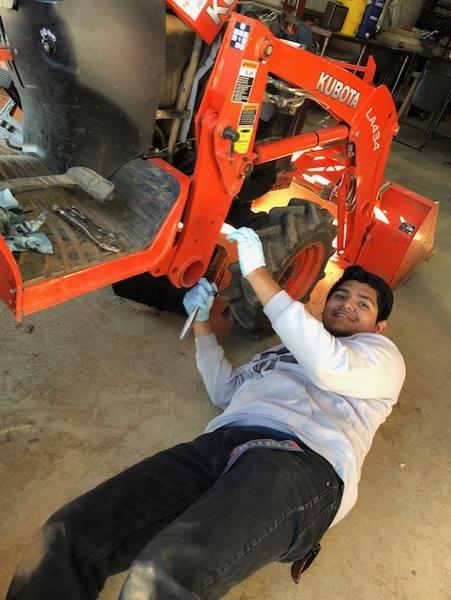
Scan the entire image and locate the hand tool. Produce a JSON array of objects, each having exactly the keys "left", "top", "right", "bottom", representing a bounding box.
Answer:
[
  {"left": 179, "top": 282, "right": 218, "bottom": 341},
  {"left": 52, "top": 205, "right": 121, "bottom": 253}
]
